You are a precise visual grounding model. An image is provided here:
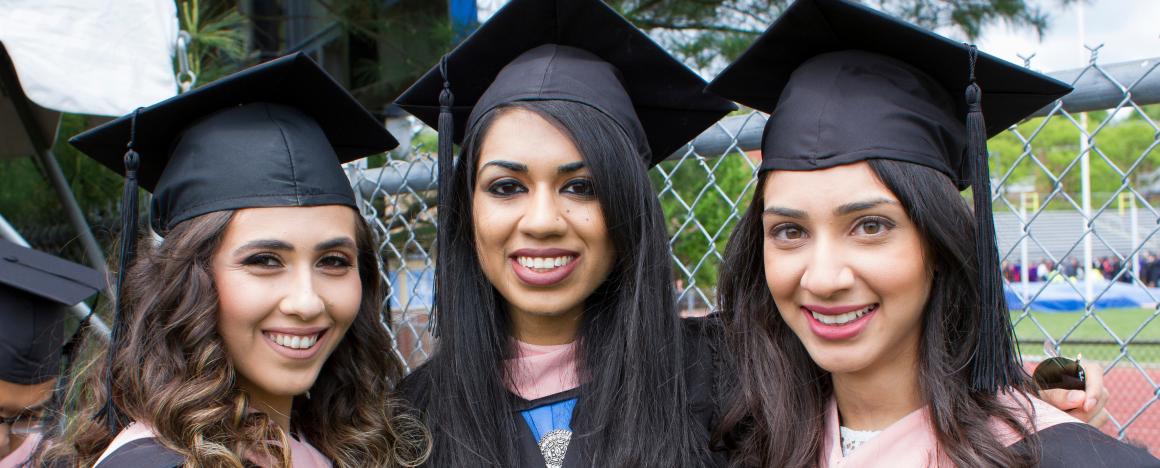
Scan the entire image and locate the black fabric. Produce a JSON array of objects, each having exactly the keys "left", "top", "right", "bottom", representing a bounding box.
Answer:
[
  {"left": 94, "top": 438, "right": 184, "bottom": 468},
  {"left": 706, "top": 0, "right": 1071, "bottom": 187},
  {"left": 68, "top": 53, "right": 398, "bottom": 232},
  {"left": 398, "top": 316, "right": 728, "bottom": 467},
  {"left": 1009, "top": 422, "right": 1160, "bottom": 467},
  {"left": 394, "top": 0, "right": 736, "bottom": 165},
  {"left": 0, "top": 240, "right": 103, "bottom": 384}
]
